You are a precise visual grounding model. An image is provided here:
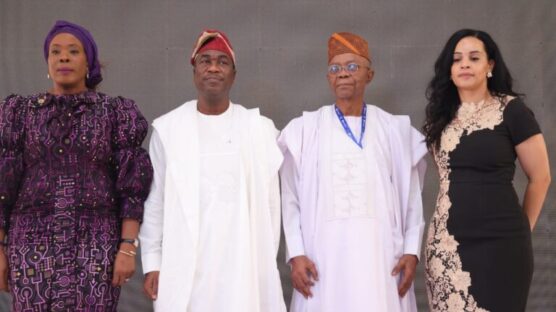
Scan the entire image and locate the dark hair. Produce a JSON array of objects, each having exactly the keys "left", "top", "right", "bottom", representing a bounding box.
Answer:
[{"left": 422, "top": 29, "right": 520, "bottom": 151}]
